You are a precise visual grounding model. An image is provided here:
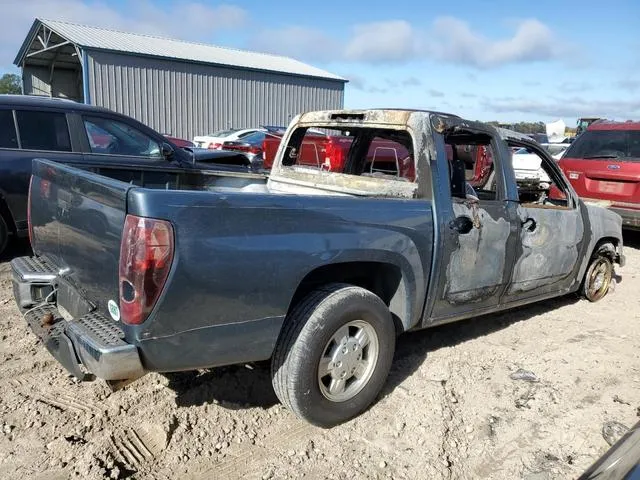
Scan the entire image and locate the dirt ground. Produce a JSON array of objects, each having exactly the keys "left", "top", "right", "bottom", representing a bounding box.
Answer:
[{"left": 0, "top": 232, "right": 638, "bottom": 480}]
